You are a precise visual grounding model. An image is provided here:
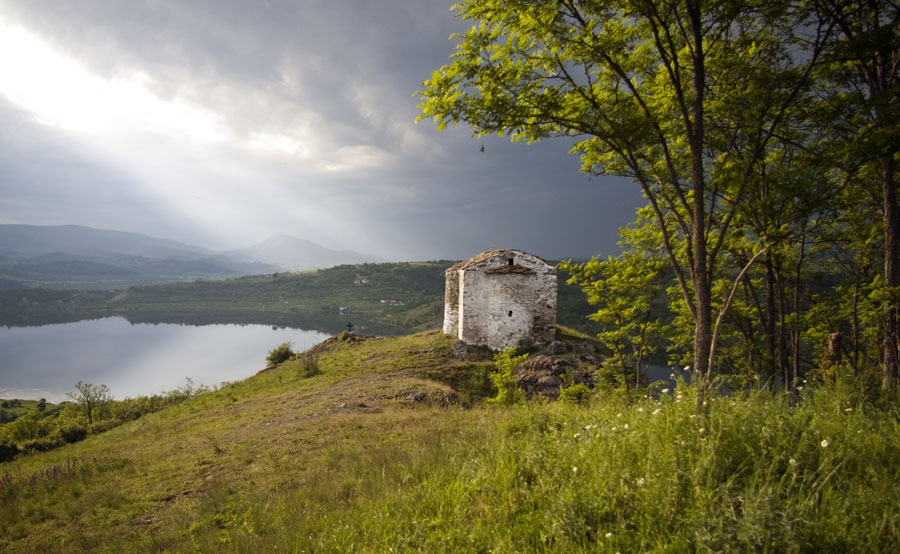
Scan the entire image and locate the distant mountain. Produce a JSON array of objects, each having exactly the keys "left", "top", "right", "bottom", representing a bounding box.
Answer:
[
  {"left": 225, "top": 235, "right": 388, "bottom": 271},
  {"left": 0, "top": 224, "right": 212, "bottom": 260},
  {"left": 0, "top": 224, "right": 385, "bottom": 289}
]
